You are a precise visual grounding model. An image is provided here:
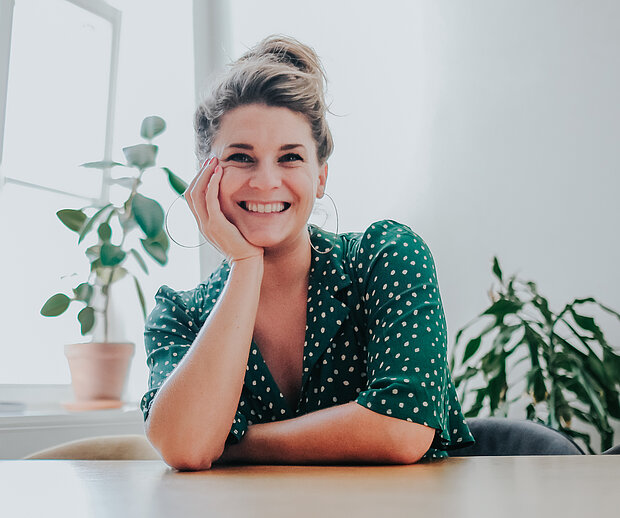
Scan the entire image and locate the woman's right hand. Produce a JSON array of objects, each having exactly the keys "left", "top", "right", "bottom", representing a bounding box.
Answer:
[{"left": 185, "top": 157, "right": 263, "bottom": 263}]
